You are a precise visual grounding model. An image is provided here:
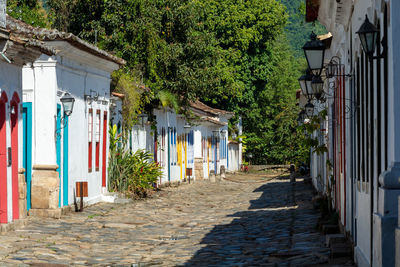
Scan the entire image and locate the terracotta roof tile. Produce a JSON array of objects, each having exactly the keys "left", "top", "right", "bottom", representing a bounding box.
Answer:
[
  {"left": 111, "top": 92, "right": 125, "bottom": 98},
  {"left": 190, "top": 100, "right": 234, "bottom": 117},
  {"left": 6, "top": 16, "right": 126, "bottom": 65}
]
